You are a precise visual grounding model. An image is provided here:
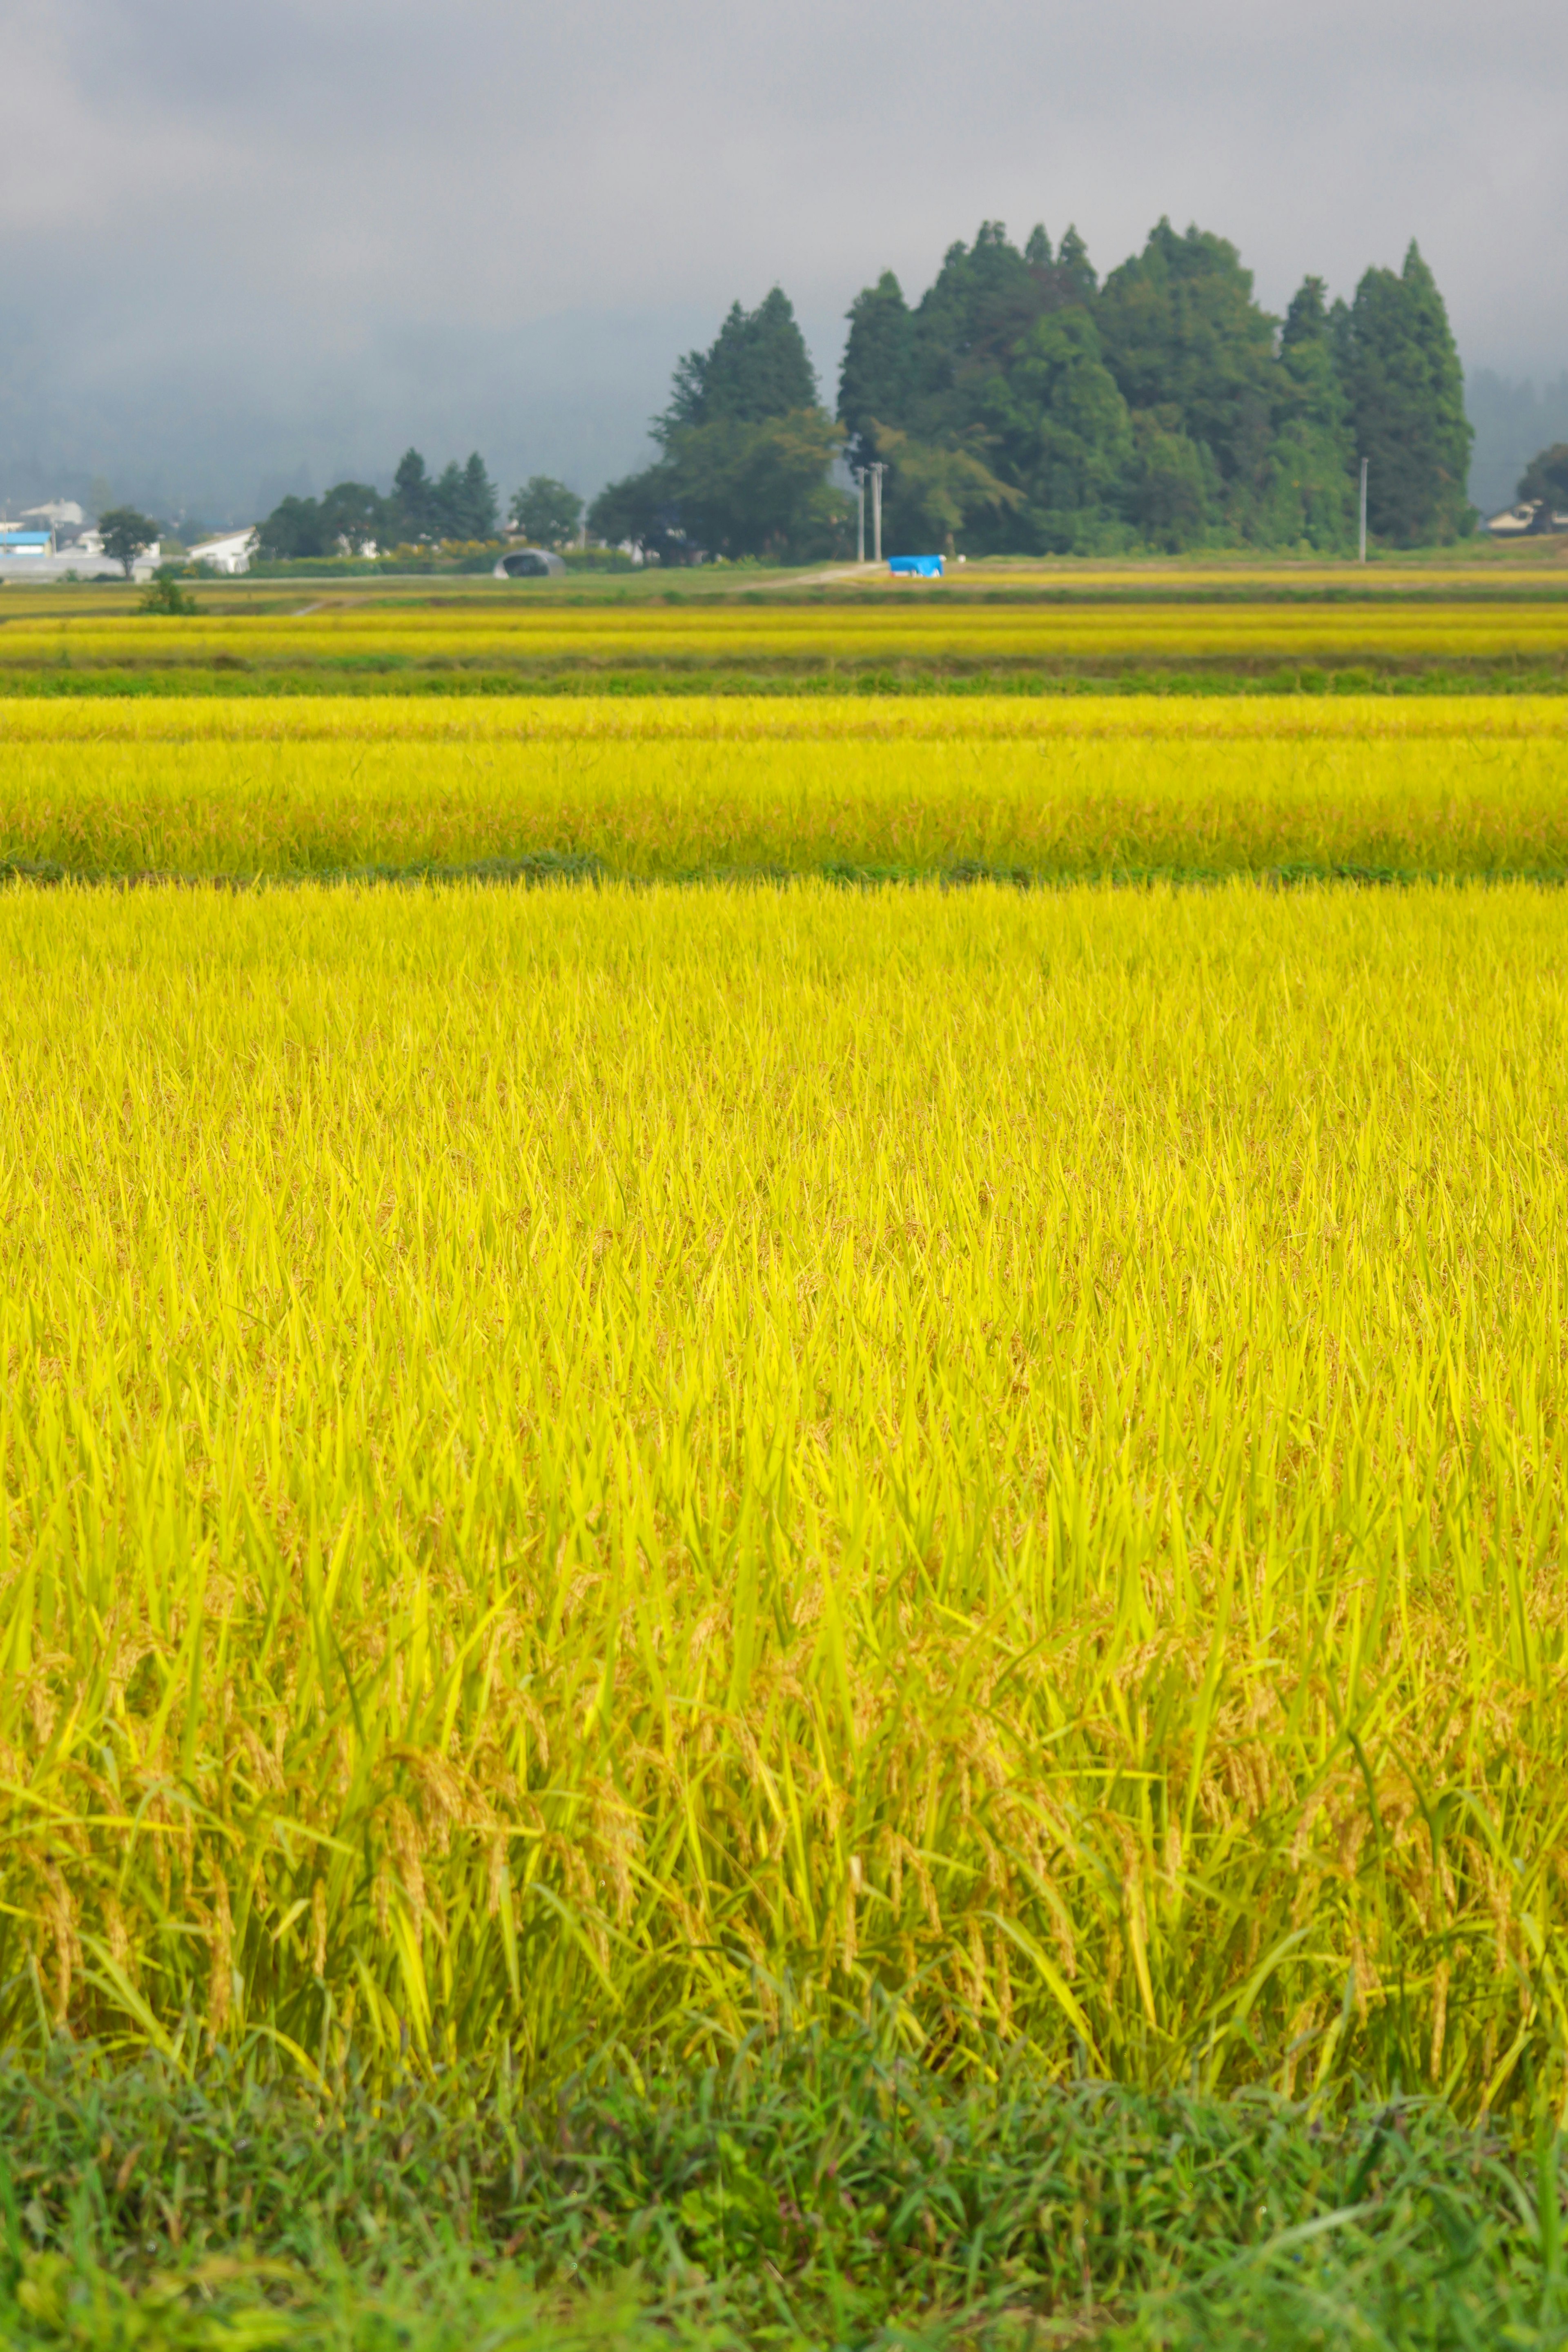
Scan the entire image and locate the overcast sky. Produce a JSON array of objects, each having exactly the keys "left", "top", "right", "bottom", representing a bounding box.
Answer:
[{"left": 3, "top": 0, "right": 1565, "bottom": 519}]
